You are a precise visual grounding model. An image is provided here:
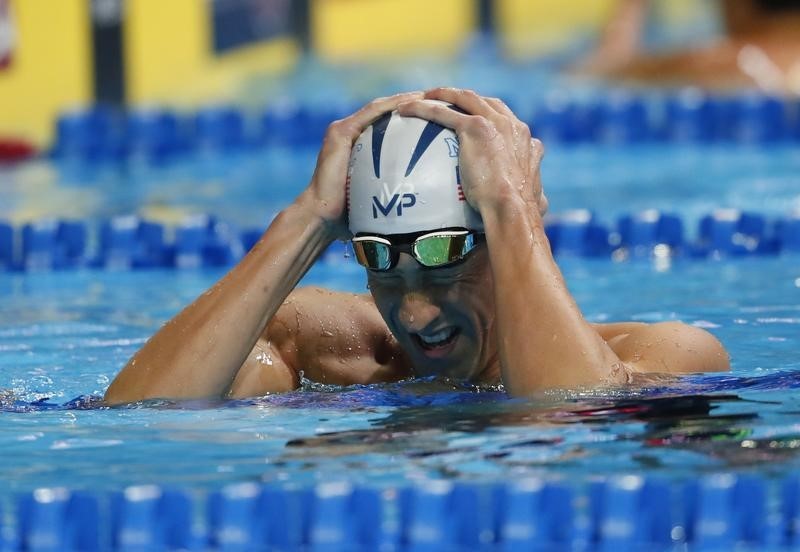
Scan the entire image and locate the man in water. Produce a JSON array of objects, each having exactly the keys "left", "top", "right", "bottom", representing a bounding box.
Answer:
[{"left": 104, "top": 88, "right": 729, "bottom": 405}]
